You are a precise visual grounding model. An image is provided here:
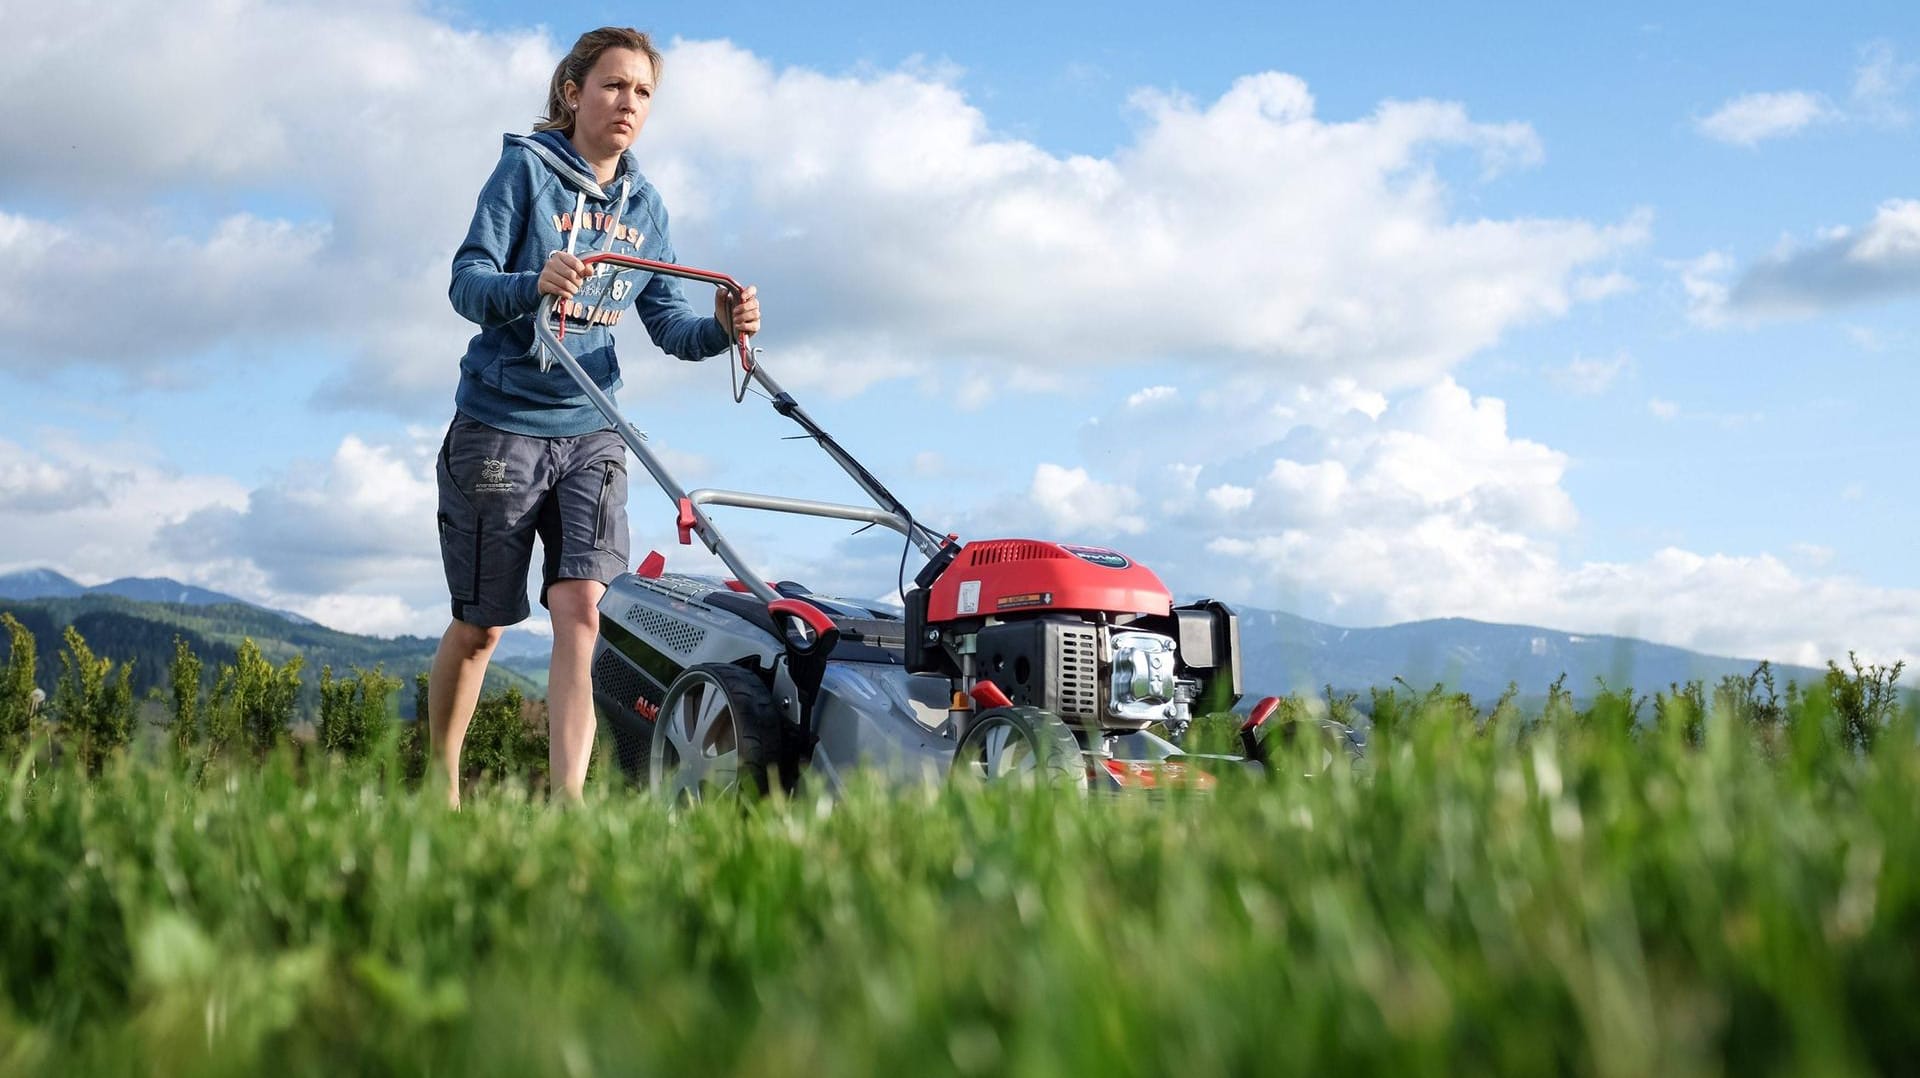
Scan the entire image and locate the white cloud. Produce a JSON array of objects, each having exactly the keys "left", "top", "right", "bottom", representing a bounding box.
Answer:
[
  {"left": 0, "top": 211, "right": 334, "bottom": 373},
  {"left": 160, "top": 434, "right": 438, "bottom": 593},
  {"left": 1844, "top": 324, "right": 1885, "bottom": 351},
  {"left": 951, "top": 375, "right": 1920, "bottom": 668},
  {"left": 0, "top": 434, "right": 250, "bottom": 586},
  {"left": 1680, "top": 251, "right": 1734, "bottom": 326},
  {"left": 1790, "top": 543, "right": 1835, "bottom": 568},
  {"left": 1851, "top": 41, "right": 1916, "bottom": 125},
  {"left": 1547, "top": 549, "right": 1920, "bottom": 669},
  {"left": 0, "top": 3, "right": 544, "bottom": 391},
  {"left": 1648, "top": 398, "right": 1679, "bottom": 420},
  {"left": 1268, "top": 377, "right": 1388, "bottom": 429},
  {"left": 653, "top": 51, "right": 1643, "bottom": 385},
  {"left": 1699, "top": 200, "right": 1920, "bottom": 320},
  {"left": 1261, "top": 460, "right": 1349, "bottom": 521},
  {"left": 1849, "top": 199, "right": 1920, "bottom": 262},
  {"left": 0, "top": 446, "right": 113, "bottom": 514},
  {"left": 1027, "top": 463, "right": 1144, "bottom": 537},
  {"left": 0, "top": 8, "right": 1643, "bottom": 404},
  {"left": 1126, "top": 385, "right": 1178, "bottom": 408},
  {"left": 1696, "top": 91, "right": 1837, "bottom": 145},
  {"left": 1205, "top": 484, "right": 1255, "bottom": 512},
  {"left": 1572, "top": 272, "right": 1637, "bottom": 302},
  {"left": 1549, "top": 352, "right": 1632, "bottom": 395},
  {"left": 1695, "top": 44, "right": 1912, "bottom": 148}
]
